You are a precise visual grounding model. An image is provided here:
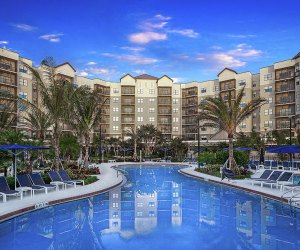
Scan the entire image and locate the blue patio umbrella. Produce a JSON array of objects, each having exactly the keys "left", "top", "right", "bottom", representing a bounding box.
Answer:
[
  {"left": 260, "top": 148, "right": 265, "bottom": 164},
  {"left": 266, "top": 145, "right": 300, "bottom": 153},
  {"left": 159, "top": 147, "right": 172, "bottom": 158},
  {"left": 220, "top": 147, "right": 255, "bottom": 151},
  {"left": 0, "top": 144, "right": 48, "bottom": 189}
]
